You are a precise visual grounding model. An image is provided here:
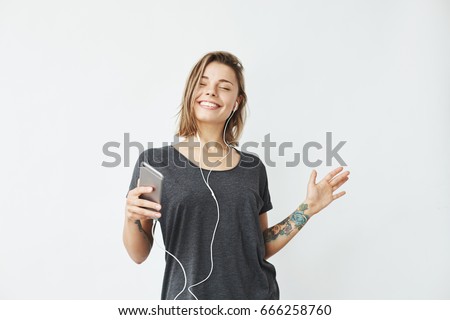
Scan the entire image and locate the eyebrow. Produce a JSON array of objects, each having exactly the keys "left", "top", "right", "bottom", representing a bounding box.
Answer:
[{"left": 201, "top": 76, "right": 234, "bottom": 86}]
